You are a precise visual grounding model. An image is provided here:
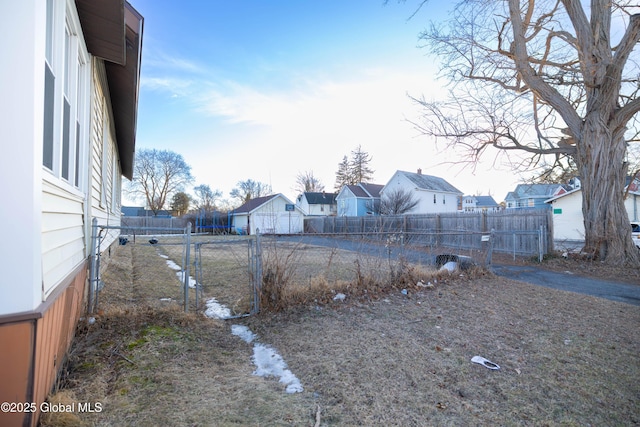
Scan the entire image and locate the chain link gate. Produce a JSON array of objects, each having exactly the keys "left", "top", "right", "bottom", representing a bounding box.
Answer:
[
  {"left": 193, "top": 233, "right": 262, "bottom": 318},
  {"left": 88, "top": 218, "right": 192, "bottom": 314}
]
